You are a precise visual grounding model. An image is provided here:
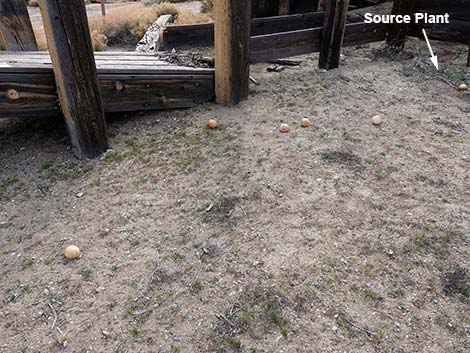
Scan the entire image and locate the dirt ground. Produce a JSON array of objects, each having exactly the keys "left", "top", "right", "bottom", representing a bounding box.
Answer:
[{"left": 1, "top": 38, "right": 469, "bottom": 353}]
